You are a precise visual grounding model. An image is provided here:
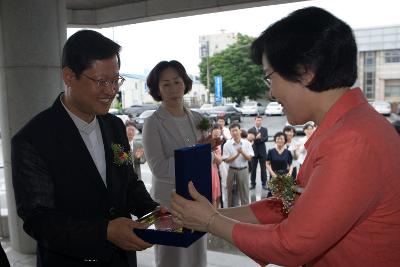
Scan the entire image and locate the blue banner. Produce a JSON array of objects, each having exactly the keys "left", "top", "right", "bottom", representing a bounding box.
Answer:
[{"left": 214, "top": 75, "right": 222, "bottom": 104}]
